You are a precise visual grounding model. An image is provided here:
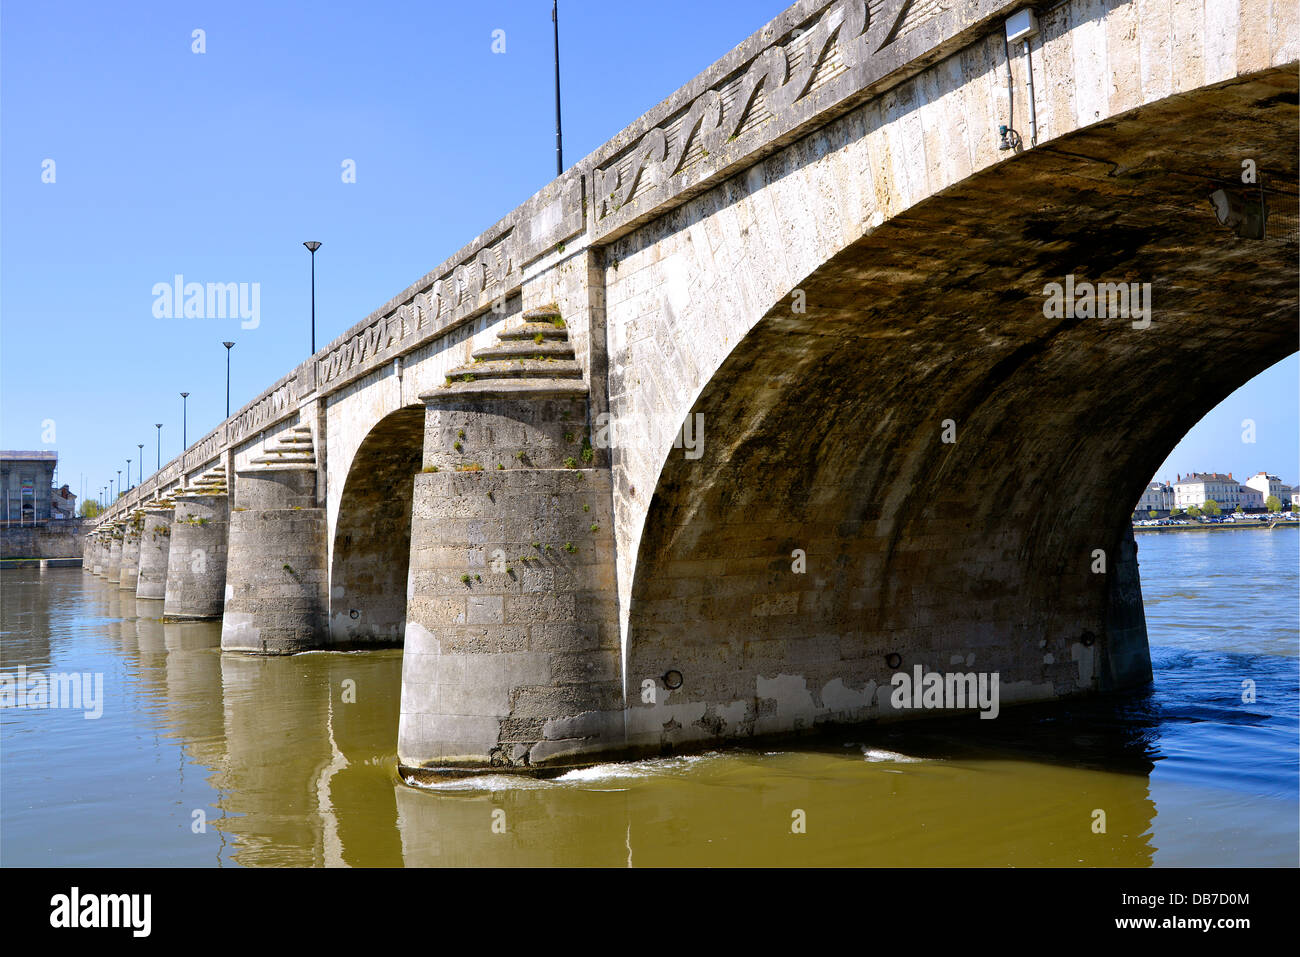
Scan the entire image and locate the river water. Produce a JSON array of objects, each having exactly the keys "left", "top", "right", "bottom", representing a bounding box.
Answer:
[{"left": 2, "top": 528, "right": 1296, "bottom": 867}]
